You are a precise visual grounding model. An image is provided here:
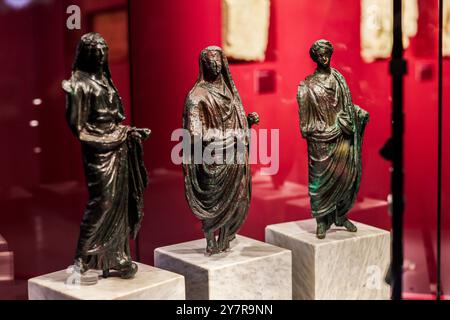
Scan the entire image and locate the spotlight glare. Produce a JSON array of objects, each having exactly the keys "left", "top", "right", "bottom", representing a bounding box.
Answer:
[
  {"left": 33, "top": 98, "right": 42, "bottom": 106},
  {"left": 29, "top": 120, "right": 39, "bottom": 127}
]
